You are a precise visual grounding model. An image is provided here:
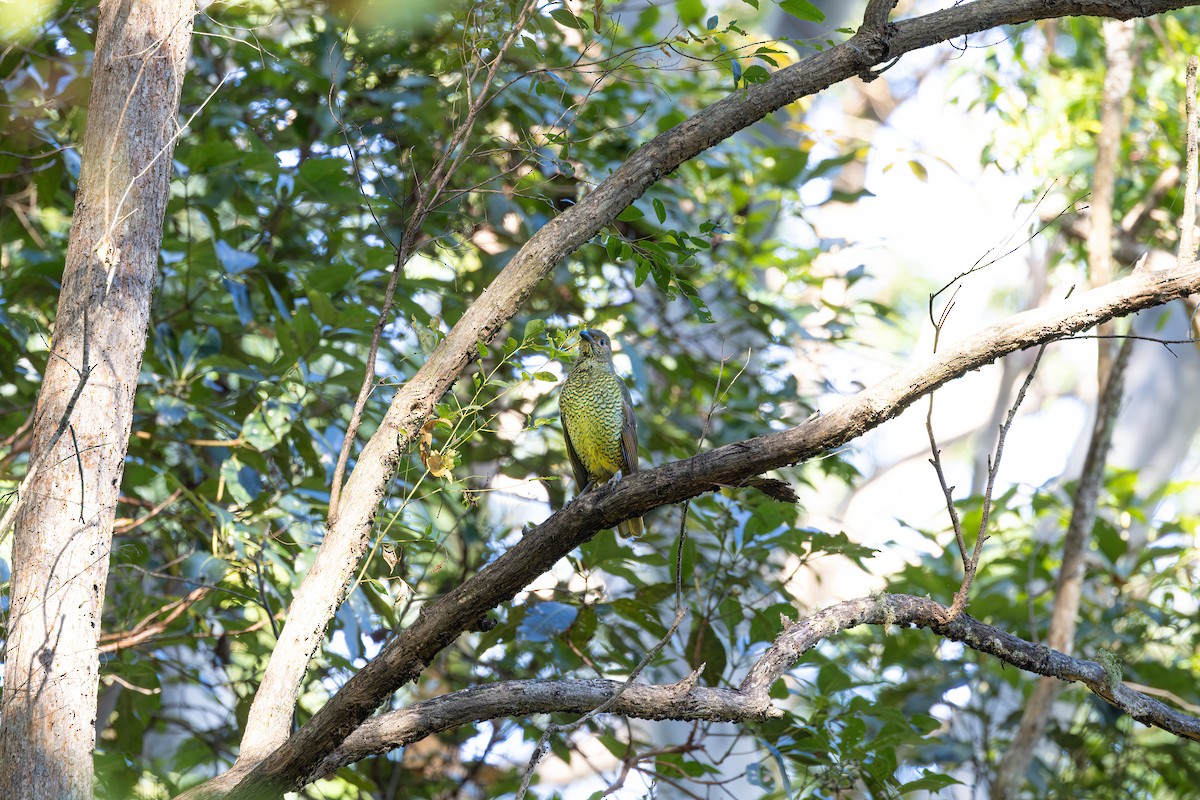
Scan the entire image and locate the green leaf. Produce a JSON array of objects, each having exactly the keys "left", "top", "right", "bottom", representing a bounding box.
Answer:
[
  {"left": 523, "top": 318, "right": 547, "bottom": 341},
  {"left": 780, "top": 0, "right": 825, "bottom": 22},
  {"left": 549, "top": 8, "right": 587, "bottom": 29},
  {"left": 900, "top": 771, "right": 962, "bottom": 794},
  {"left": 742, "top": 64, "right": 770, "bottom": 83},
  {"left": 220, "top": 457, "right": 262, "bottom": 505},
  {"left": 616, "top": 205, "right": 644, "bottom": 221},
  {"left": 686, "top": 618, "right": 727, "bottom": 685}
]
